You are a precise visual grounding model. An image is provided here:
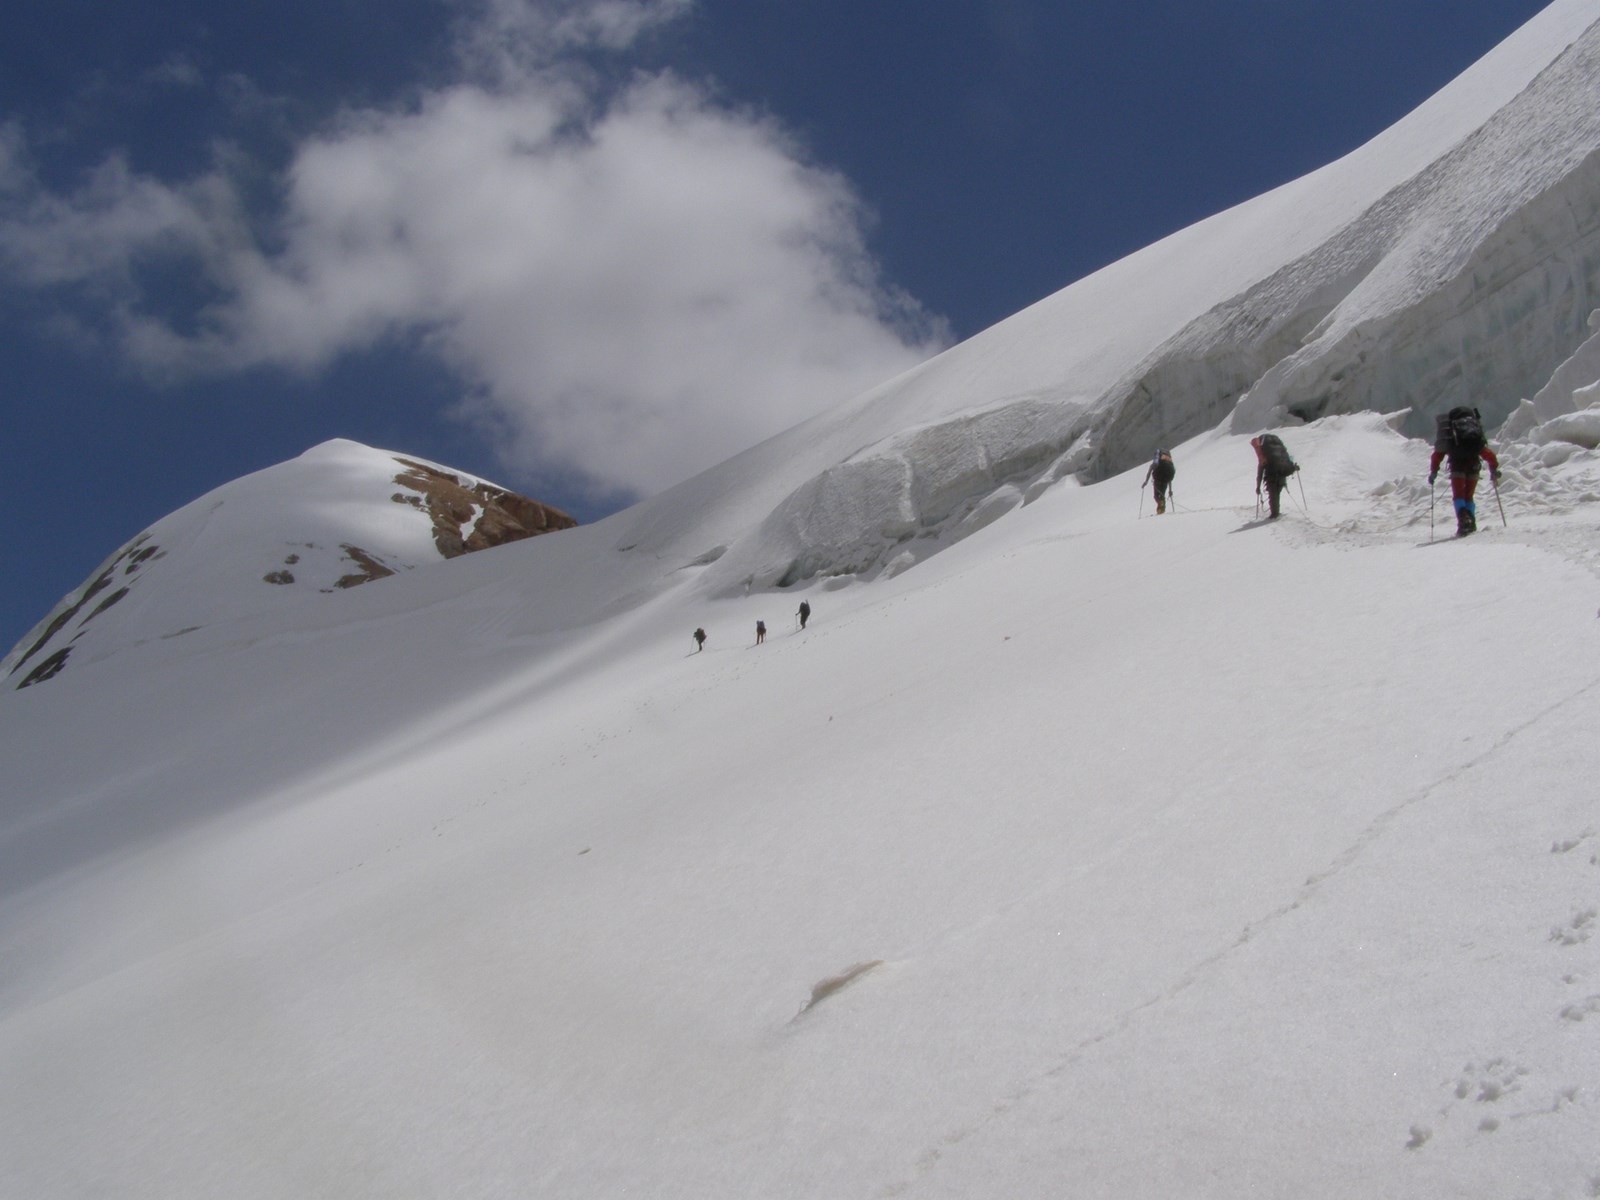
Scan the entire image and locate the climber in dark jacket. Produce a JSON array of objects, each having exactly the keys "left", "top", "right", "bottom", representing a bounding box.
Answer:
[
  {"left": 1250, "top": 434, "right": 1296, "bottom": 519},
  {"left": 1142, "top": 450, "right": 1176, "bottom": 514}
]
